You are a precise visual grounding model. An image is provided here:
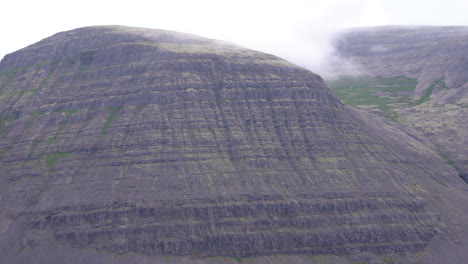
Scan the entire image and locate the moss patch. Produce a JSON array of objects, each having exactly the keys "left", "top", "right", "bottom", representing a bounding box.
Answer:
[
  {"left": 0, "top": 68, "right": 21, "bottom": 94},
  {"left": 16, "top": 246, "right": 26, "bottom": 255},
  {"left": 234, "top": 257, "right": 244, "bottom": 263},
  {"left": 53, "top": 109, "right": 79, "bottom": 115},
  {"left": 439, "top": 151, "right": 462, "bottom": 174},
  {"left": 383, "top": 258, "right": 396, "bottom": 264},
  {"left": 24, "top": 111, "right": 47, "bottom": 131},
  {"left": 37, "top": 58, "right": 61, "bottom": 91},
  {"left": 103, "top": 107, "right": 122, "bottom": 133},
  {"left": 45, "top": 152, "right": 70, "bottom": 168},
  {"left": 79, "top": 50, "right": 96, "bottom": 72},
  {"left": 412, "top": 78, "right": 446, "bottom": 105}
]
